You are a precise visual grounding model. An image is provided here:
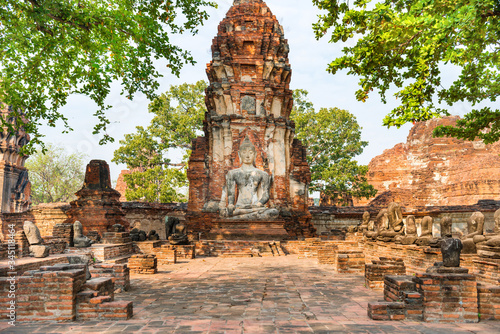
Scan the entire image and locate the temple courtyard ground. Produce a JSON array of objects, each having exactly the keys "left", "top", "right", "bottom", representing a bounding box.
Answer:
[{"left": 1, "top": 256, "right": 498, "bottom": 333}]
